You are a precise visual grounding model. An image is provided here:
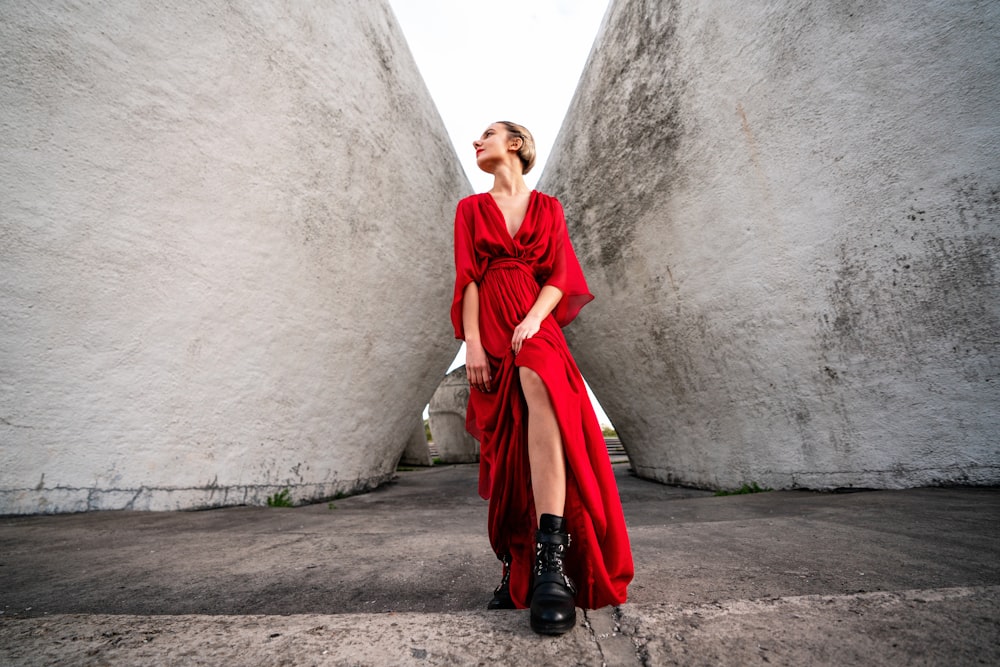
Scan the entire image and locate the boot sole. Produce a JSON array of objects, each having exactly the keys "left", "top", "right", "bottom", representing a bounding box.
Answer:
[
  {"left": 530, "top": 612, "right": 577, "bottom": 635},
  {"left": 487, "top": 599, "right": 516, "bottom": 610}
]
